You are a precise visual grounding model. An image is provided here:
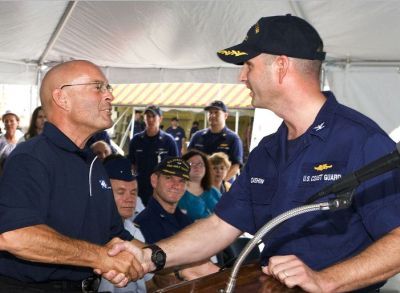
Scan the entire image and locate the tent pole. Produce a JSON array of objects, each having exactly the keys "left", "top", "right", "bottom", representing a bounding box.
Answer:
[{"left": 38, "top": 1, "right": 78, "bottom": 66}]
